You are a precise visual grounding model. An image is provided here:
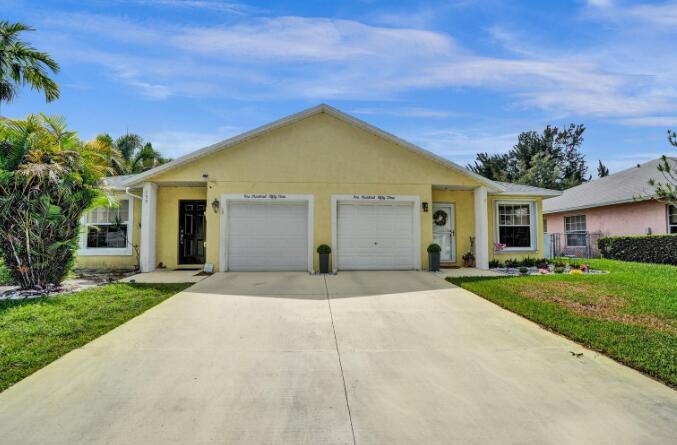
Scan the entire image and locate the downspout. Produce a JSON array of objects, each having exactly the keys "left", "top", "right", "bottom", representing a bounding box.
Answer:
[
  {"left": 125, "top": 187, "right": 143, "bottom": 201},
  {"left": 124, "top": 187, "right": 144, "bottom": 272}
]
